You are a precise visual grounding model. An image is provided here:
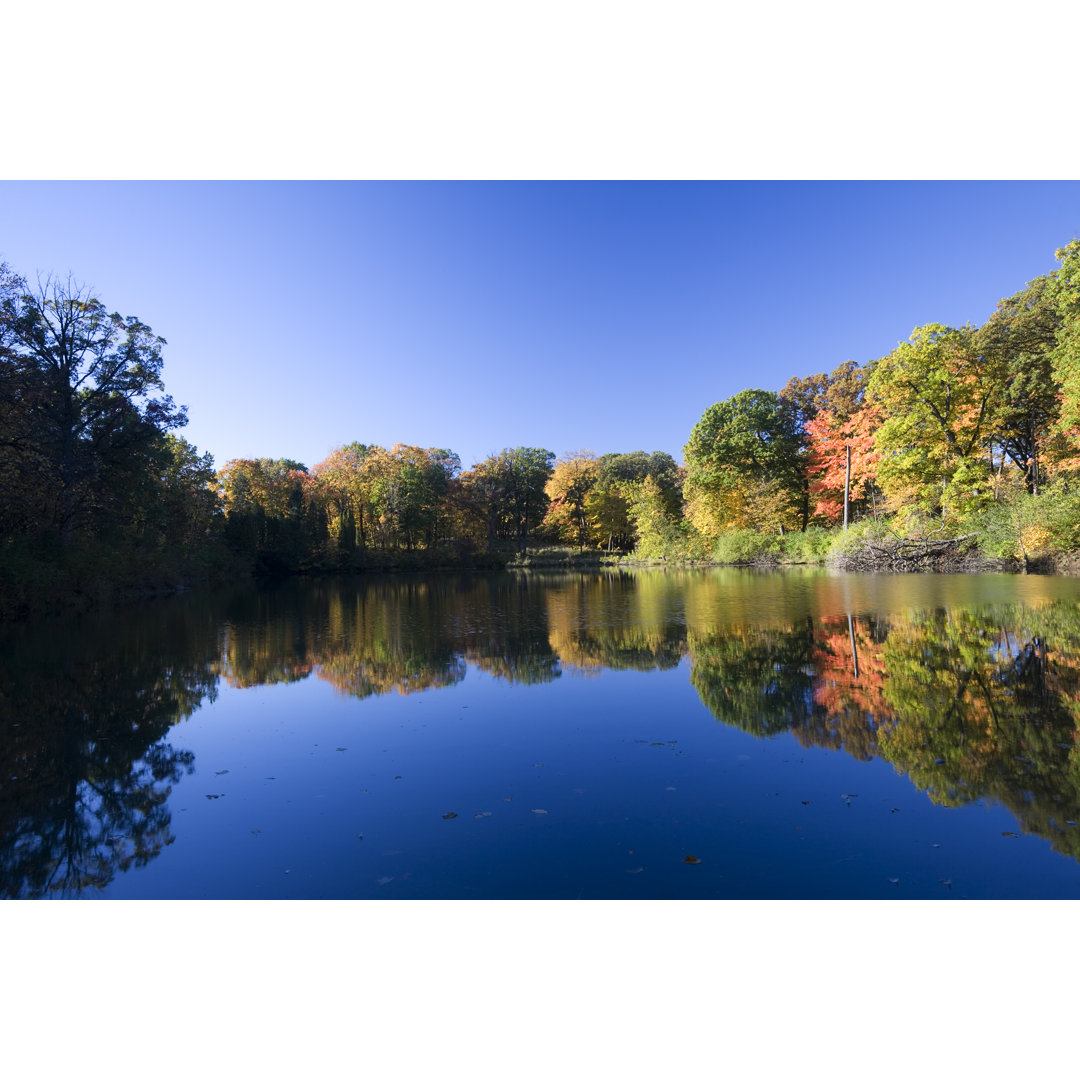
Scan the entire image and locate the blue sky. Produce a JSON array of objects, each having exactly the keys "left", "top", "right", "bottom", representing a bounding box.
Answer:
[{"left": 2, "top": 180, "right": 1079, "bottom": 472}]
